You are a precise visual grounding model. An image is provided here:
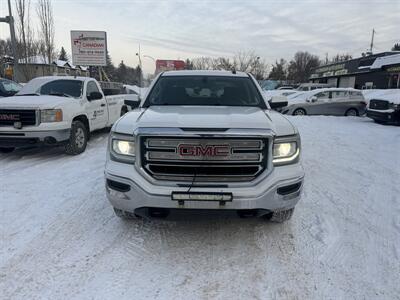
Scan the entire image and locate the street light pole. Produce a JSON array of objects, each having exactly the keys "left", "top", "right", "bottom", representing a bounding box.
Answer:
[
  {"left": 135, "top": 44, "right": 142, "bottom": 87},
  {"left": 143, "top": 55, "right": 156, "bottom": 62},
  {"left": 0, "top": 0, "right": 19, "bottom": 81}
]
